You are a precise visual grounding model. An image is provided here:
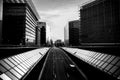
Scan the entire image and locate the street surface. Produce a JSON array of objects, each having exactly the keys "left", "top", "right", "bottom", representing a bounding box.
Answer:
[{"left": 39, "top": 47, "right": 87, "bottom": 80}]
